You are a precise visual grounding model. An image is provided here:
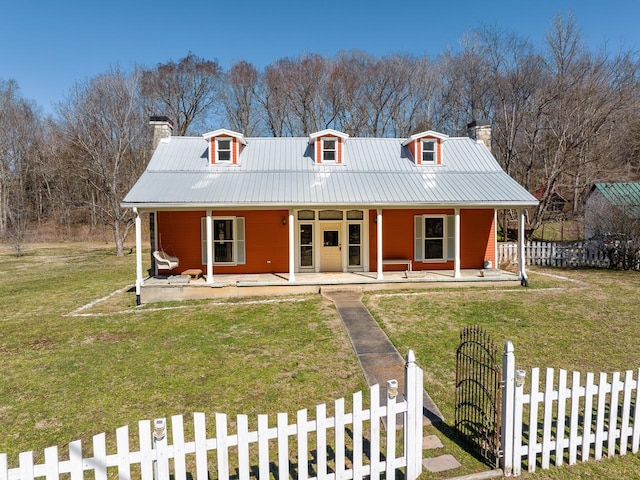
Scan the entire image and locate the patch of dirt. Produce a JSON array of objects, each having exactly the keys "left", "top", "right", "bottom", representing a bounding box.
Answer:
[
  {"left": 82, "top": 333, "right": 122, "bottom": 344},
  {"left": 29, "top": 338, "right": 55, "bottom": 351}
]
